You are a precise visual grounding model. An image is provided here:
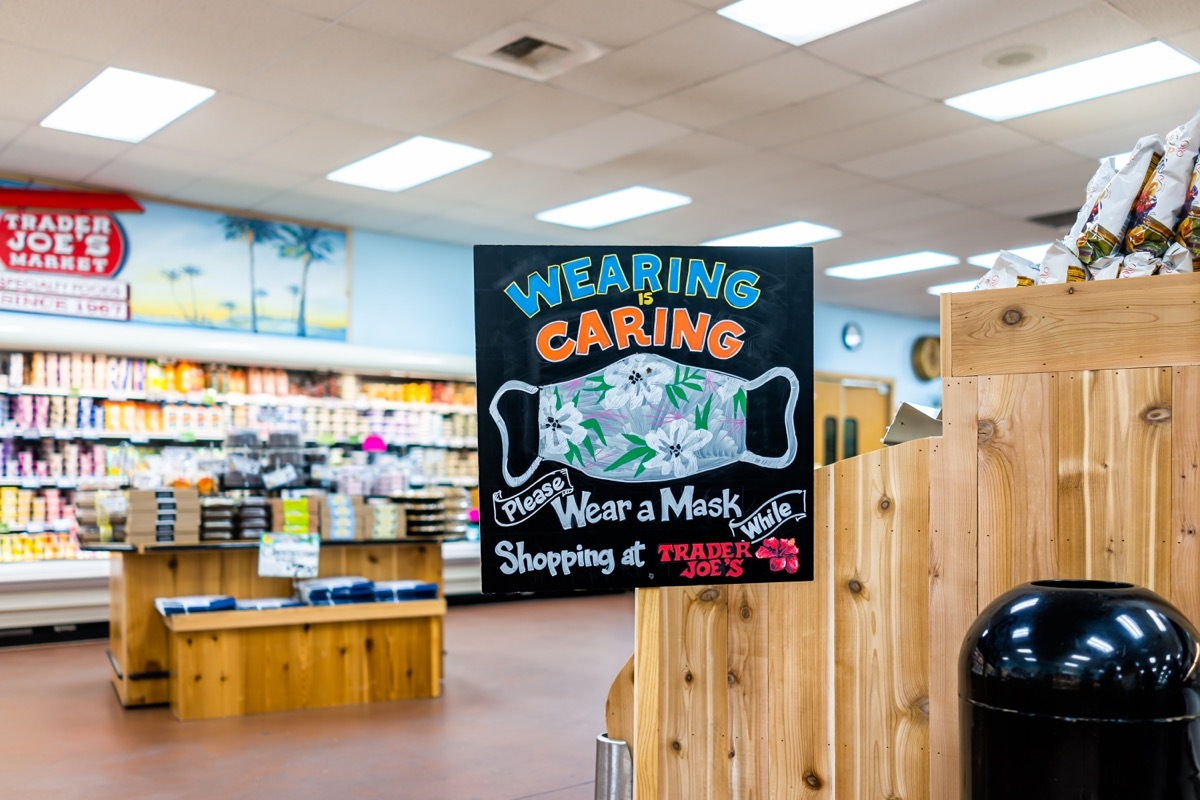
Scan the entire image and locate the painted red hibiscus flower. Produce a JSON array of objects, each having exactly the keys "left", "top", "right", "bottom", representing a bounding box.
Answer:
[{"left": 755, "top": 537, "right": 799, "bottom": 574}]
